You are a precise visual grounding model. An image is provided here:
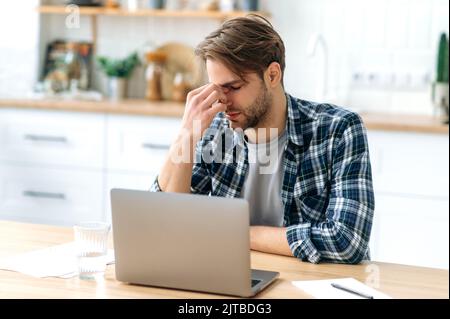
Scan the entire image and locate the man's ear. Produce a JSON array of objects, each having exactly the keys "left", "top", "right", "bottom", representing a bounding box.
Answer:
[{"left": 266, "top": 62, "right": 282, "bottom": 88}]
